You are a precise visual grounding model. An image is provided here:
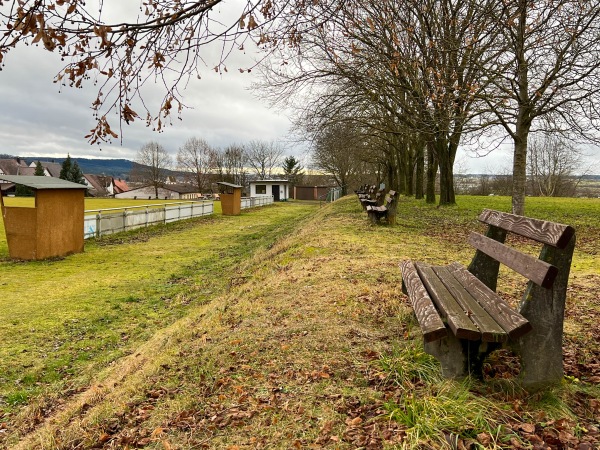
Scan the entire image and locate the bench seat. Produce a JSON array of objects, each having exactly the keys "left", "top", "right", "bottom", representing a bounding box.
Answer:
[{"left": 401, "top": 261, "right": 532, "bottom": 344}]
